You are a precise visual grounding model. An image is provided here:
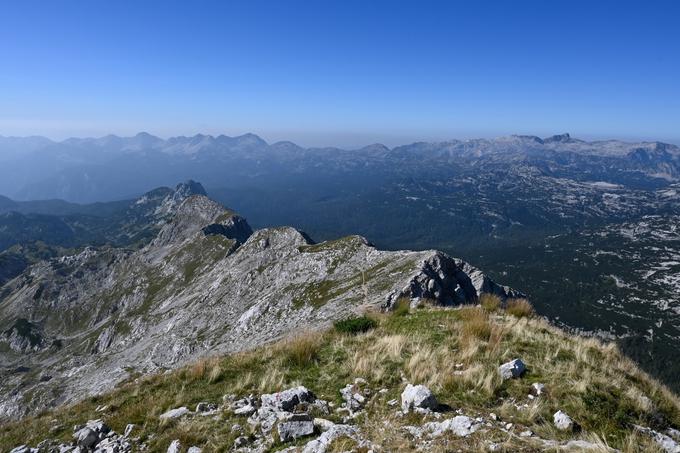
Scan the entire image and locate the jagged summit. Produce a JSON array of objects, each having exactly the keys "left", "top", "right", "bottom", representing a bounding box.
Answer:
[{"left": 173, "top": 179, "right": 207, "bottom": 197}]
